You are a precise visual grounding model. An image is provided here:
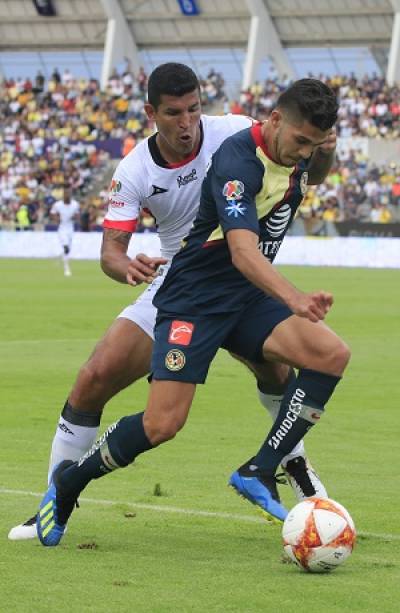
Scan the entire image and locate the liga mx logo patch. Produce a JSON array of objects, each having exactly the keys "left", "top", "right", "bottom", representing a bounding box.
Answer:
[
  {"left": 223, "top": 180, "right": 244, "bottom": 201},
  {"left": 165, "top": 349, "right": 186, "bottom": 371},
  {"left": 109, "top": 179, "right": 122, "bottom": 194}
]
